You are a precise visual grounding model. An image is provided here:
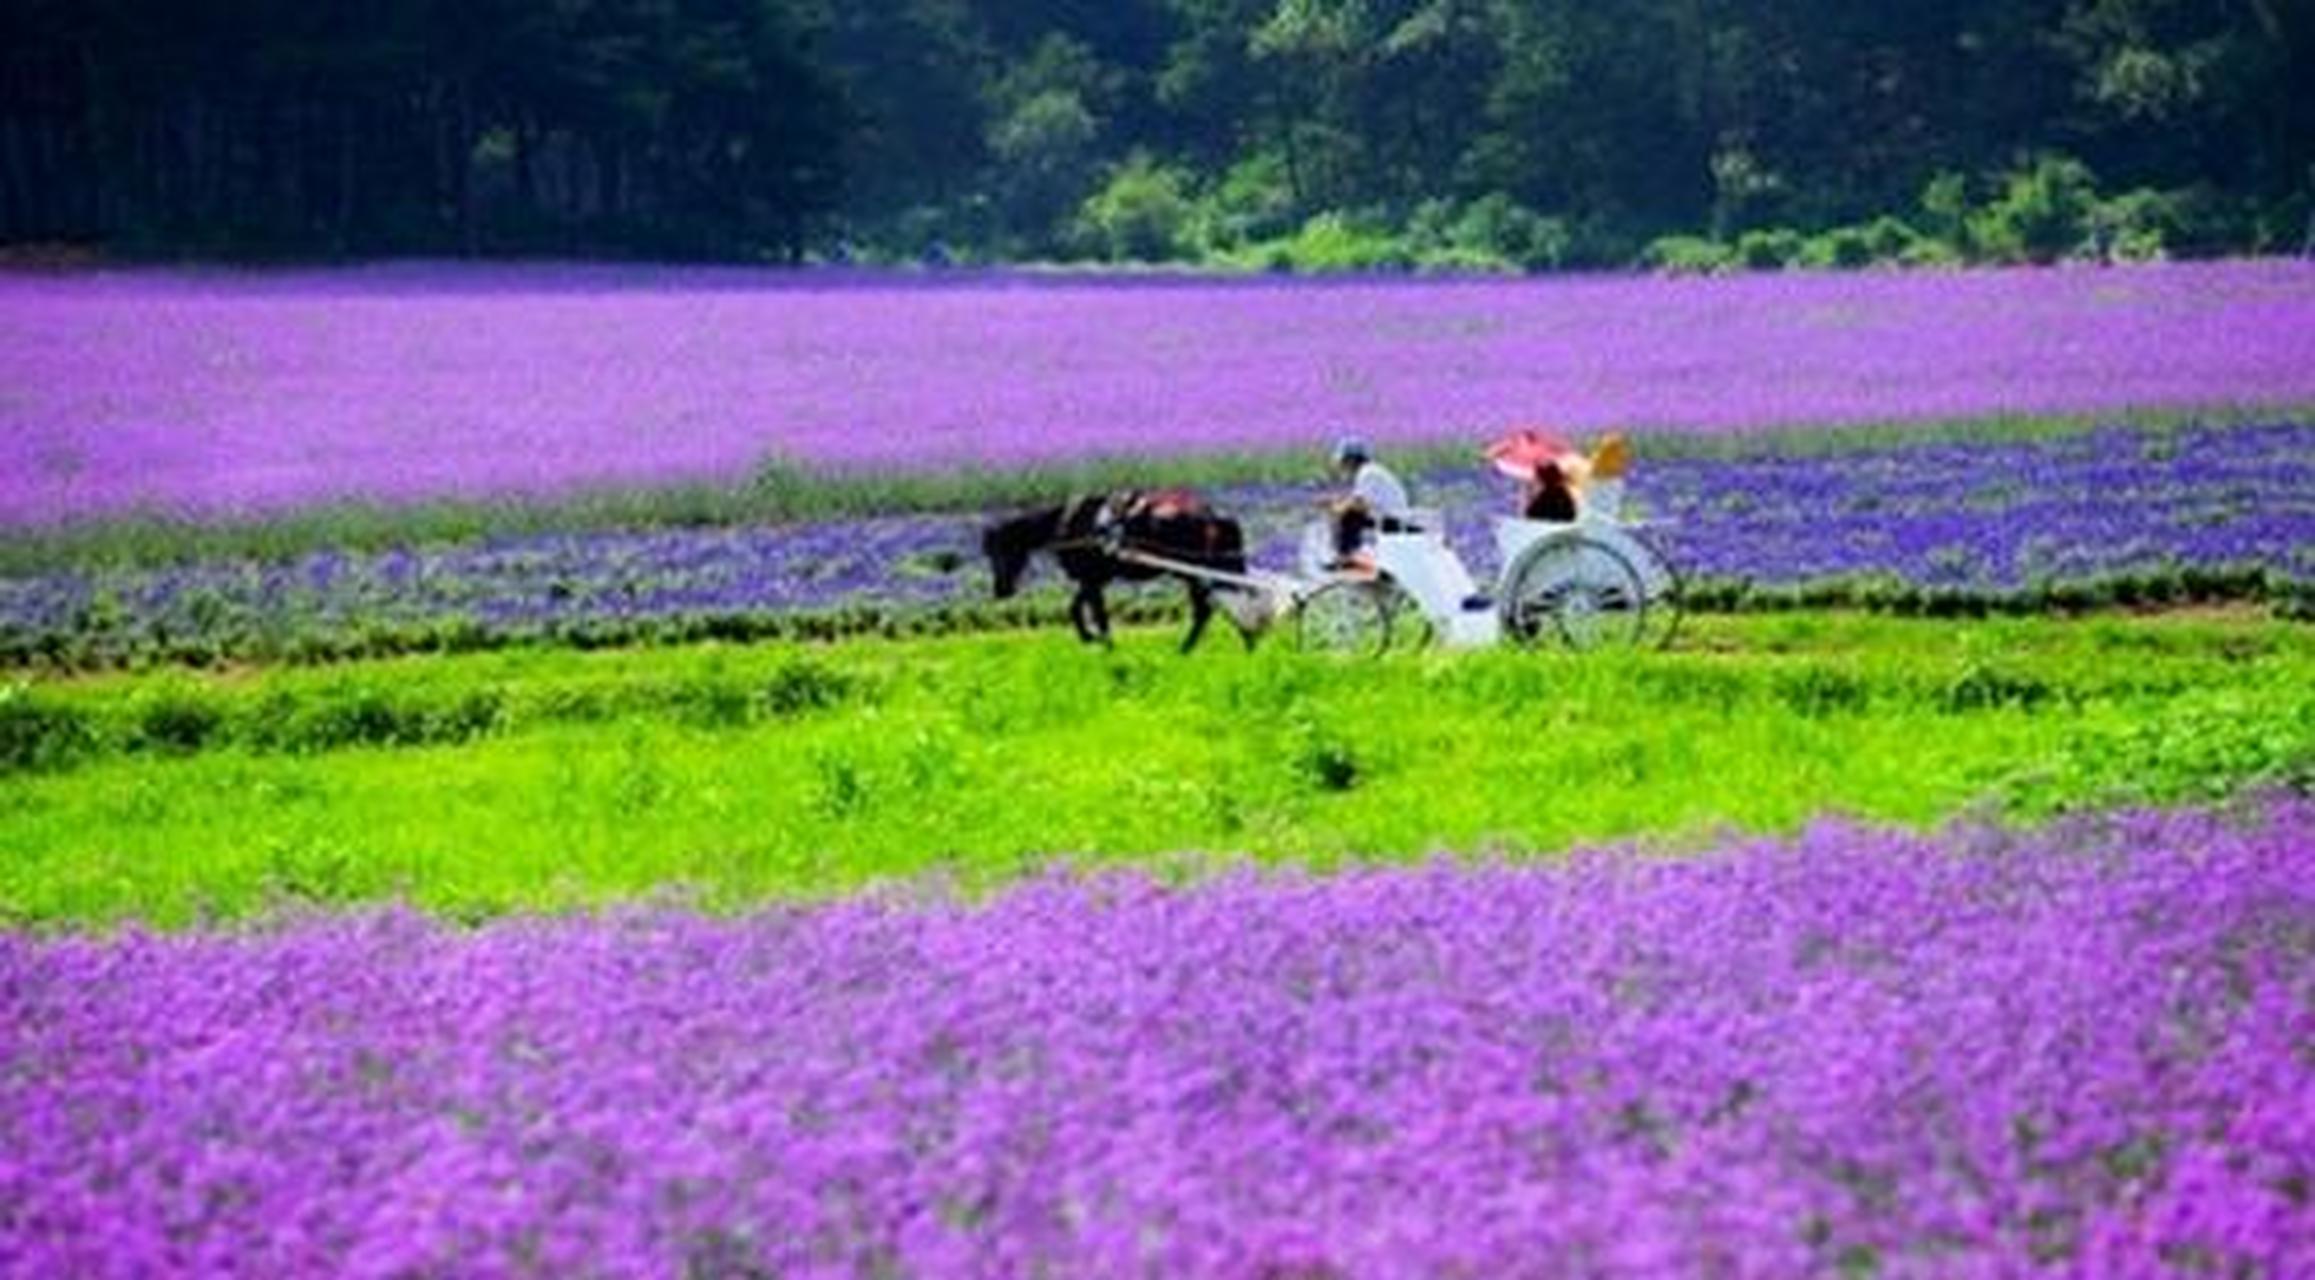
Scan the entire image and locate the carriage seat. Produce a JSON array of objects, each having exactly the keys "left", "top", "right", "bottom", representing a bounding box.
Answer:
[{"left": 1379, "top": 507, "right": 1444, "bottom": 537}]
